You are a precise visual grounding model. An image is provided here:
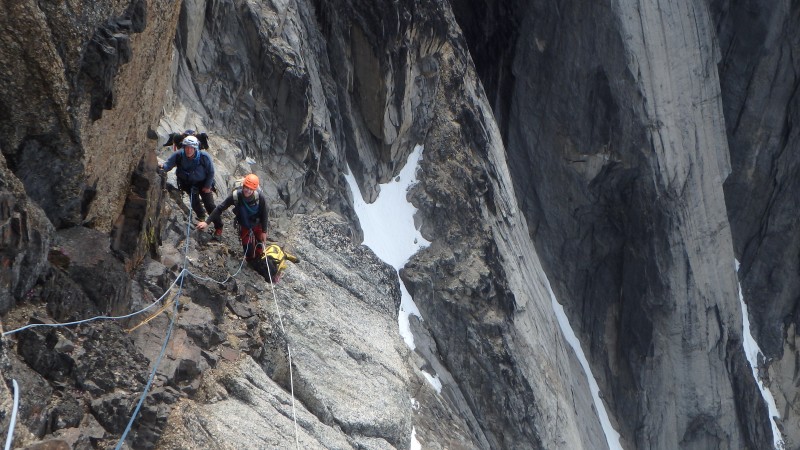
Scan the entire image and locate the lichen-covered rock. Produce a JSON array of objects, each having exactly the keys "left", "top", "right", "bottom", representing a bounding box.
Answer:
[{"left": 0, "top": 0, "right": 181, "bottom": 230}]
